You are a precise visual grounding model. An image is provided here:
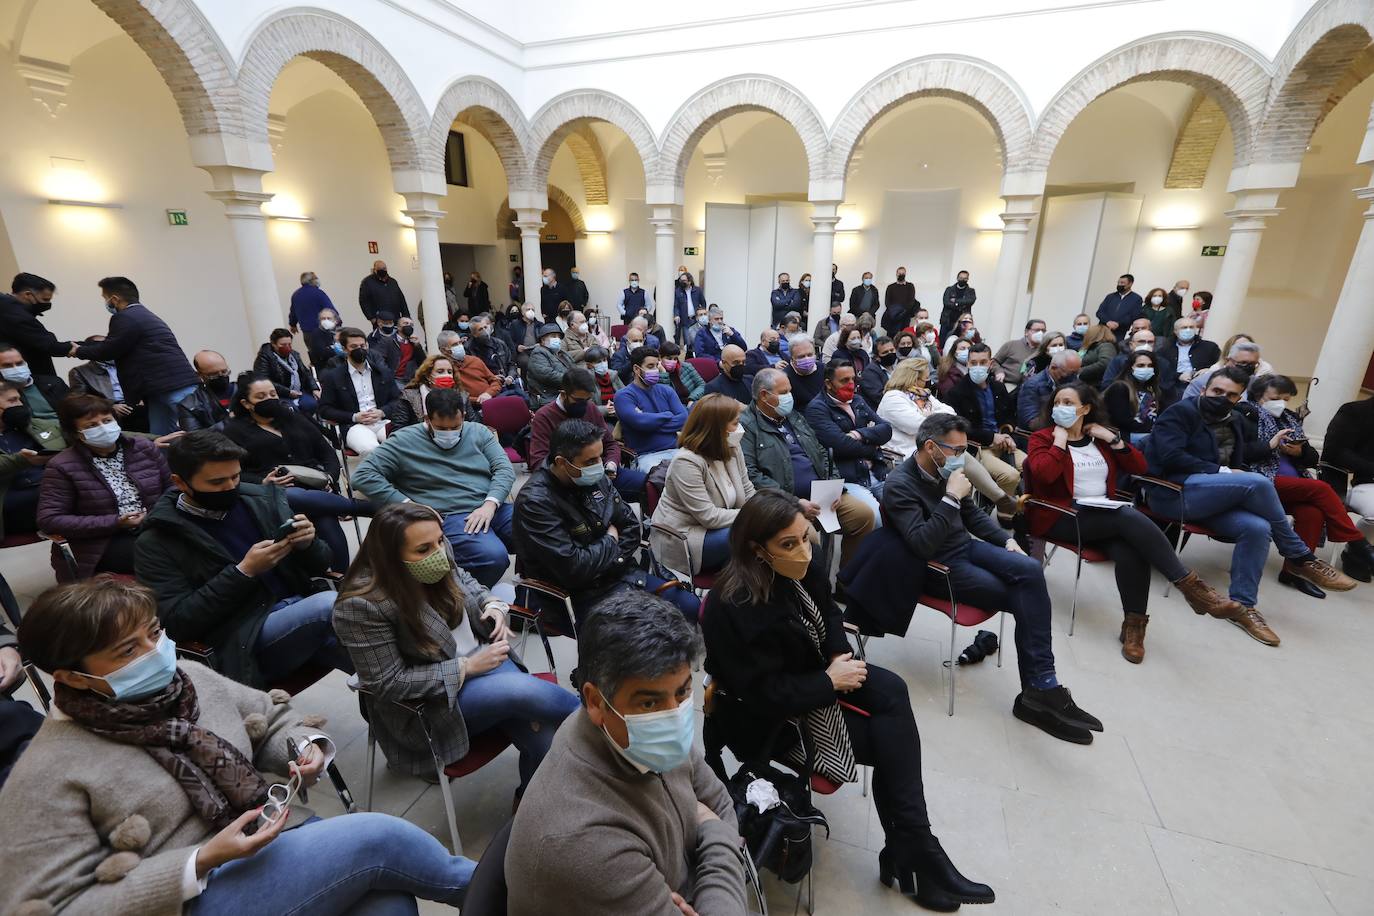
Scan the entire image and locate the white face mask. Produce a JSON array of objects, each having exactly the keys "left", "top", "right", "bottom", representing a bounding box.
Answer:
[
  {"left": 1262, "top": 399, "right": 1287, "bottom": 417},
  {"left": 1151, "top": 295, "right": 1165, "bottom": 306},
  {"left": 1046, "top": 345, "right": 1065, "bottom": 355},
  {"left": 726, "top": 426, "right": 744, "bottom": 448}
]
